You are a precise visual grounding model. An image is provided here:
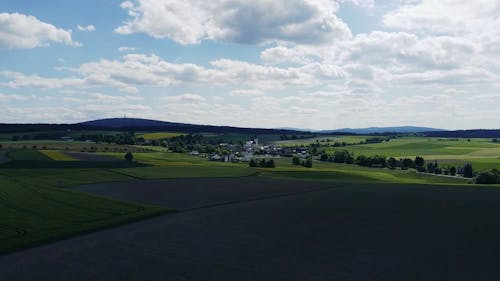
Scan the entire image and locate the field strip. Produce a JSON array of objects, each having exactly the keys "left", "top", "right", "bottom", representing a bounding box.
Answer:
[{"left": 39, "top": 150, "right": 79, "bottom": 161}]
